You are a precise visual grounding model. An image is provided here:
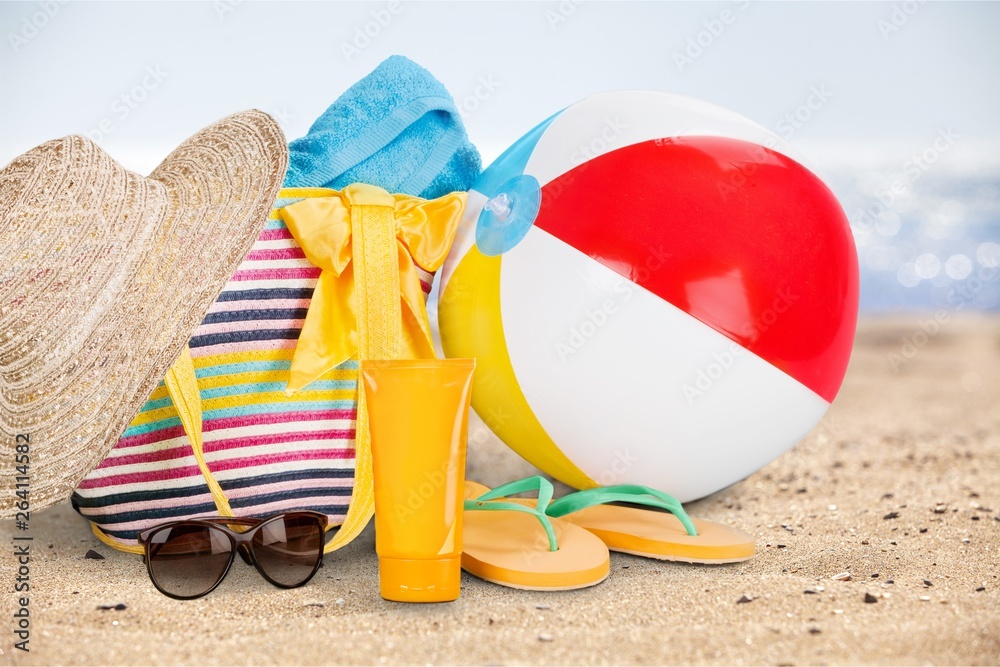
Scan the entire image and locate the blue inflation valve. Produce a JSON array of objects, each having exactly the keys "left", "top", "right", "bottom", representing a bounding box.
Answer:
[{"left": 475, "top": 175, "right": 542, "bottom": 256}]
